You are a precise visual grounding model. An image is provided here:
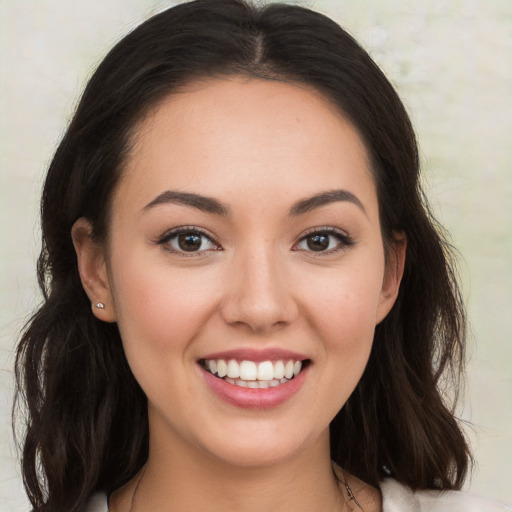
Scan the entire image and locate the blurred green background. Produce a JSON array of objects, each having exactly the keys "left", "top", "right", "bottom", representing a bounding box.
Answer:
[{"left": 1, "top": 0, "right": 510, "bottom": 509}]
